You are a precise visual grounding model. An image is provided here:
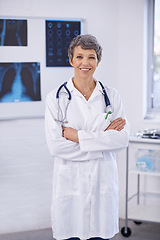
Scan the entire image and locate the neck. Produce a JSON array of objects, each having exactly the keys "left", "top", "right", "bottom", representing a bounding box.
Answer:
[
  {"left": 73, "top": 74, "right": 95, "bottom": 87},
  {"left": 72, "top": 76, "right": 96, "bottom": 100}
]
